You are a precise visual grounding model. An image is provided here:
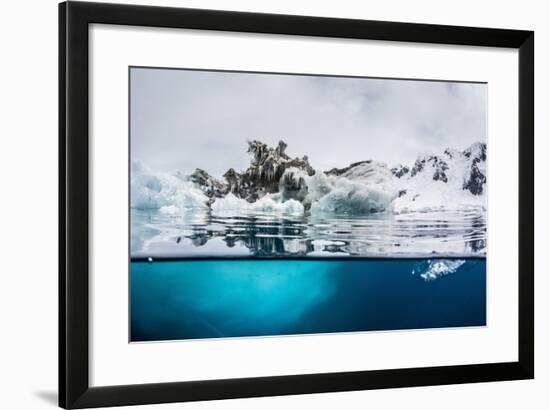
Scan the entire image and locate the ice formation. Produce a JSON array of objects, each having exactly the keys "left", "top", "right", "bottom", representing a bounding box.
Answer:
[
  {"left": 412, "top": 259, "right": 466, "bottom": 281},
  {"left": 130, "top": 161, "right": 209, "bottom": 210},
  {"left": 308, "top": 174, "right": 396, "bottom": 214},
  {"left": 211, "top": 193, "right": 304, "bottom": 214},
  {"left": 131, "top": 140, "right": 487, "bottom": 216}
]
